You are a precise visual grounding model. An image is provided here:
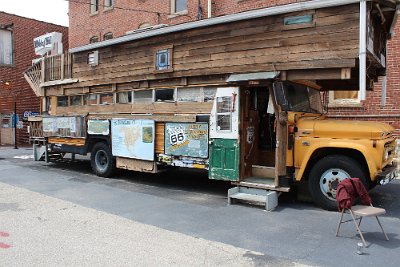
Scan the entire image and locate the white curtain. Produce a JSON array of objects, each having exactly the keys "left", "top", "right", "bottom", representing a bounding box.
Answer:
[{"left": 0, "top": 29, "right": 13, "bottom": 65}]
